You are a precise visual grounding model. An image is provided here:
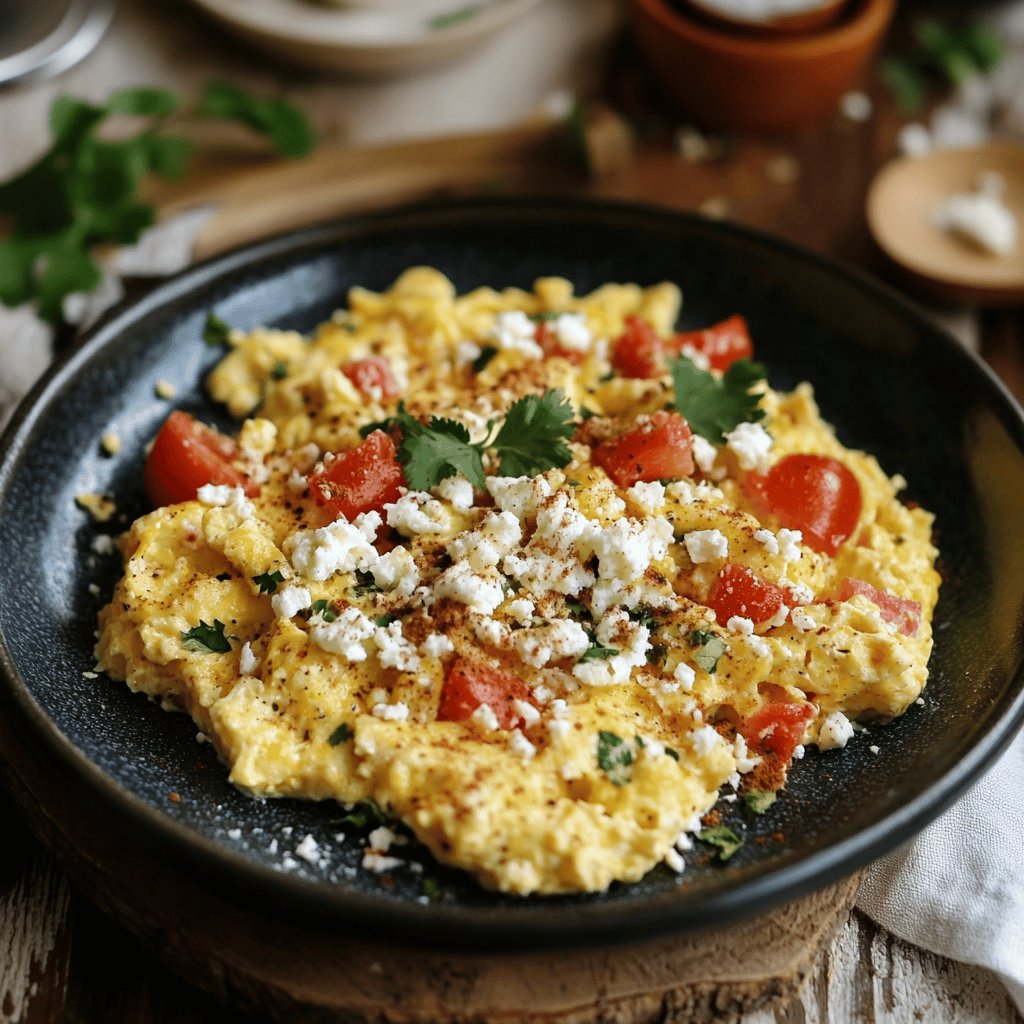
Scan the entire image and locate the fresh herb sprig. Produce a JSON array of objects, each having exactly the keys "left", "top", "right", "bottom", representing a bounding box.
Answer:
[
  {"left": 670, "top": 355, "right": 766, "bottom": 442},
  {"left": 698, "top": 825, "right": 743, "bottom": 861},
  {"left": 391, "top": 389, "right": 575, "bottom": 491},
  {"left": 181, "top": 619, "right": 231, "bottom": 653},
  {"left": 0, "top": 84, "right": 316, "bottom": 324}
]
